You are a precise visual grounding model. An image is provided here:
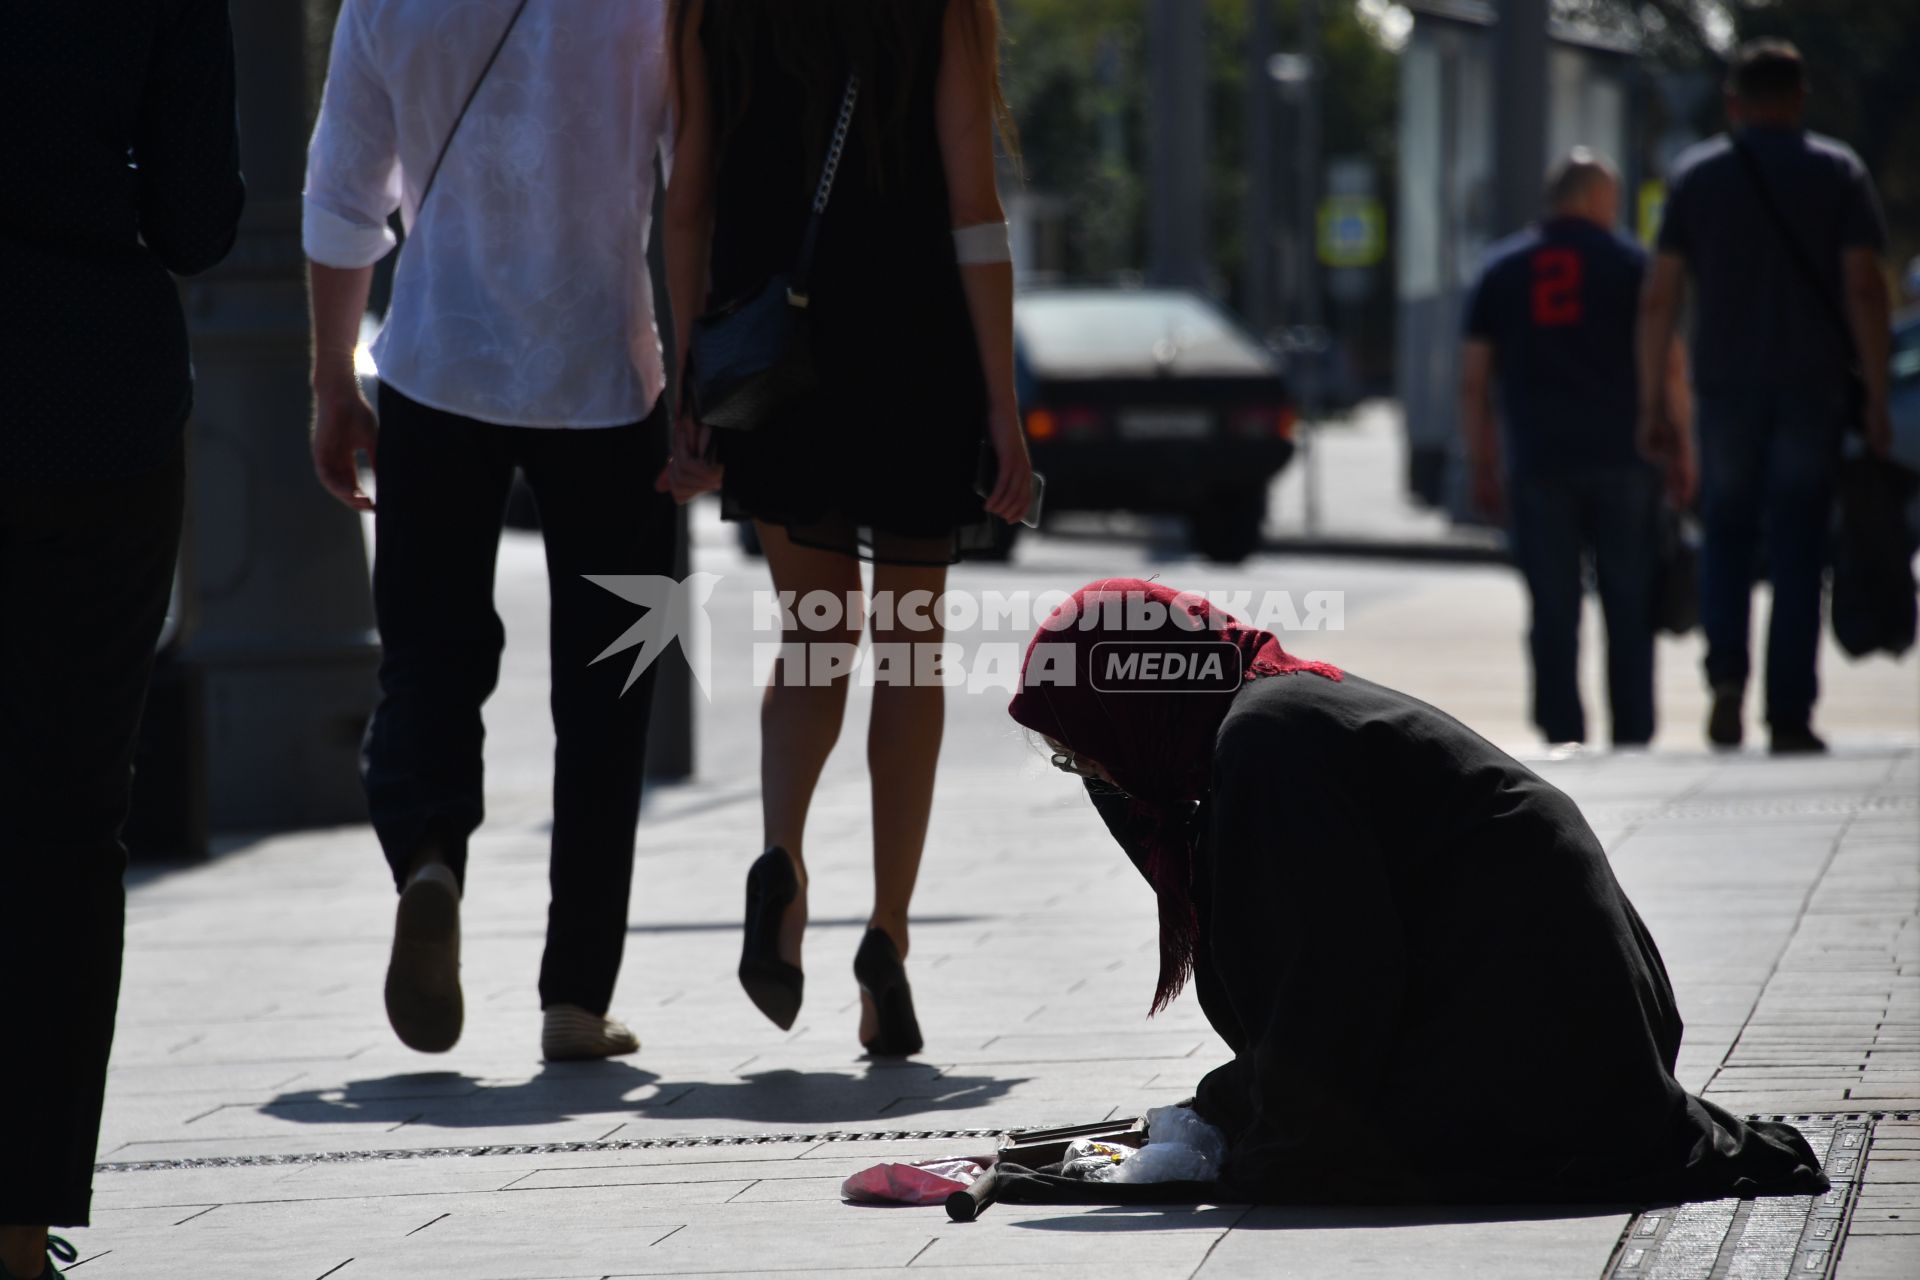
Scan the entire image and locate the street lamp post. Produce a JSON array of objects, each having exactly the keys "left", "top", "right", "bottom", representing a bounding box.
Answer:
[
  {"left": 1147, "top": 0, "right": 1208, "bottom": 290},
  {"left": 1493, "top": 0, "right": 1551, "bottom": 237},
  {"left": 168, "top": 0, "right": 380, "bottom": 837},
  {"left": 1244, "top": 0, "right": 1277, "bottom": 335},
  {"left": 1269, "top": 3, "right": 1325, "bottom": 537}
]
